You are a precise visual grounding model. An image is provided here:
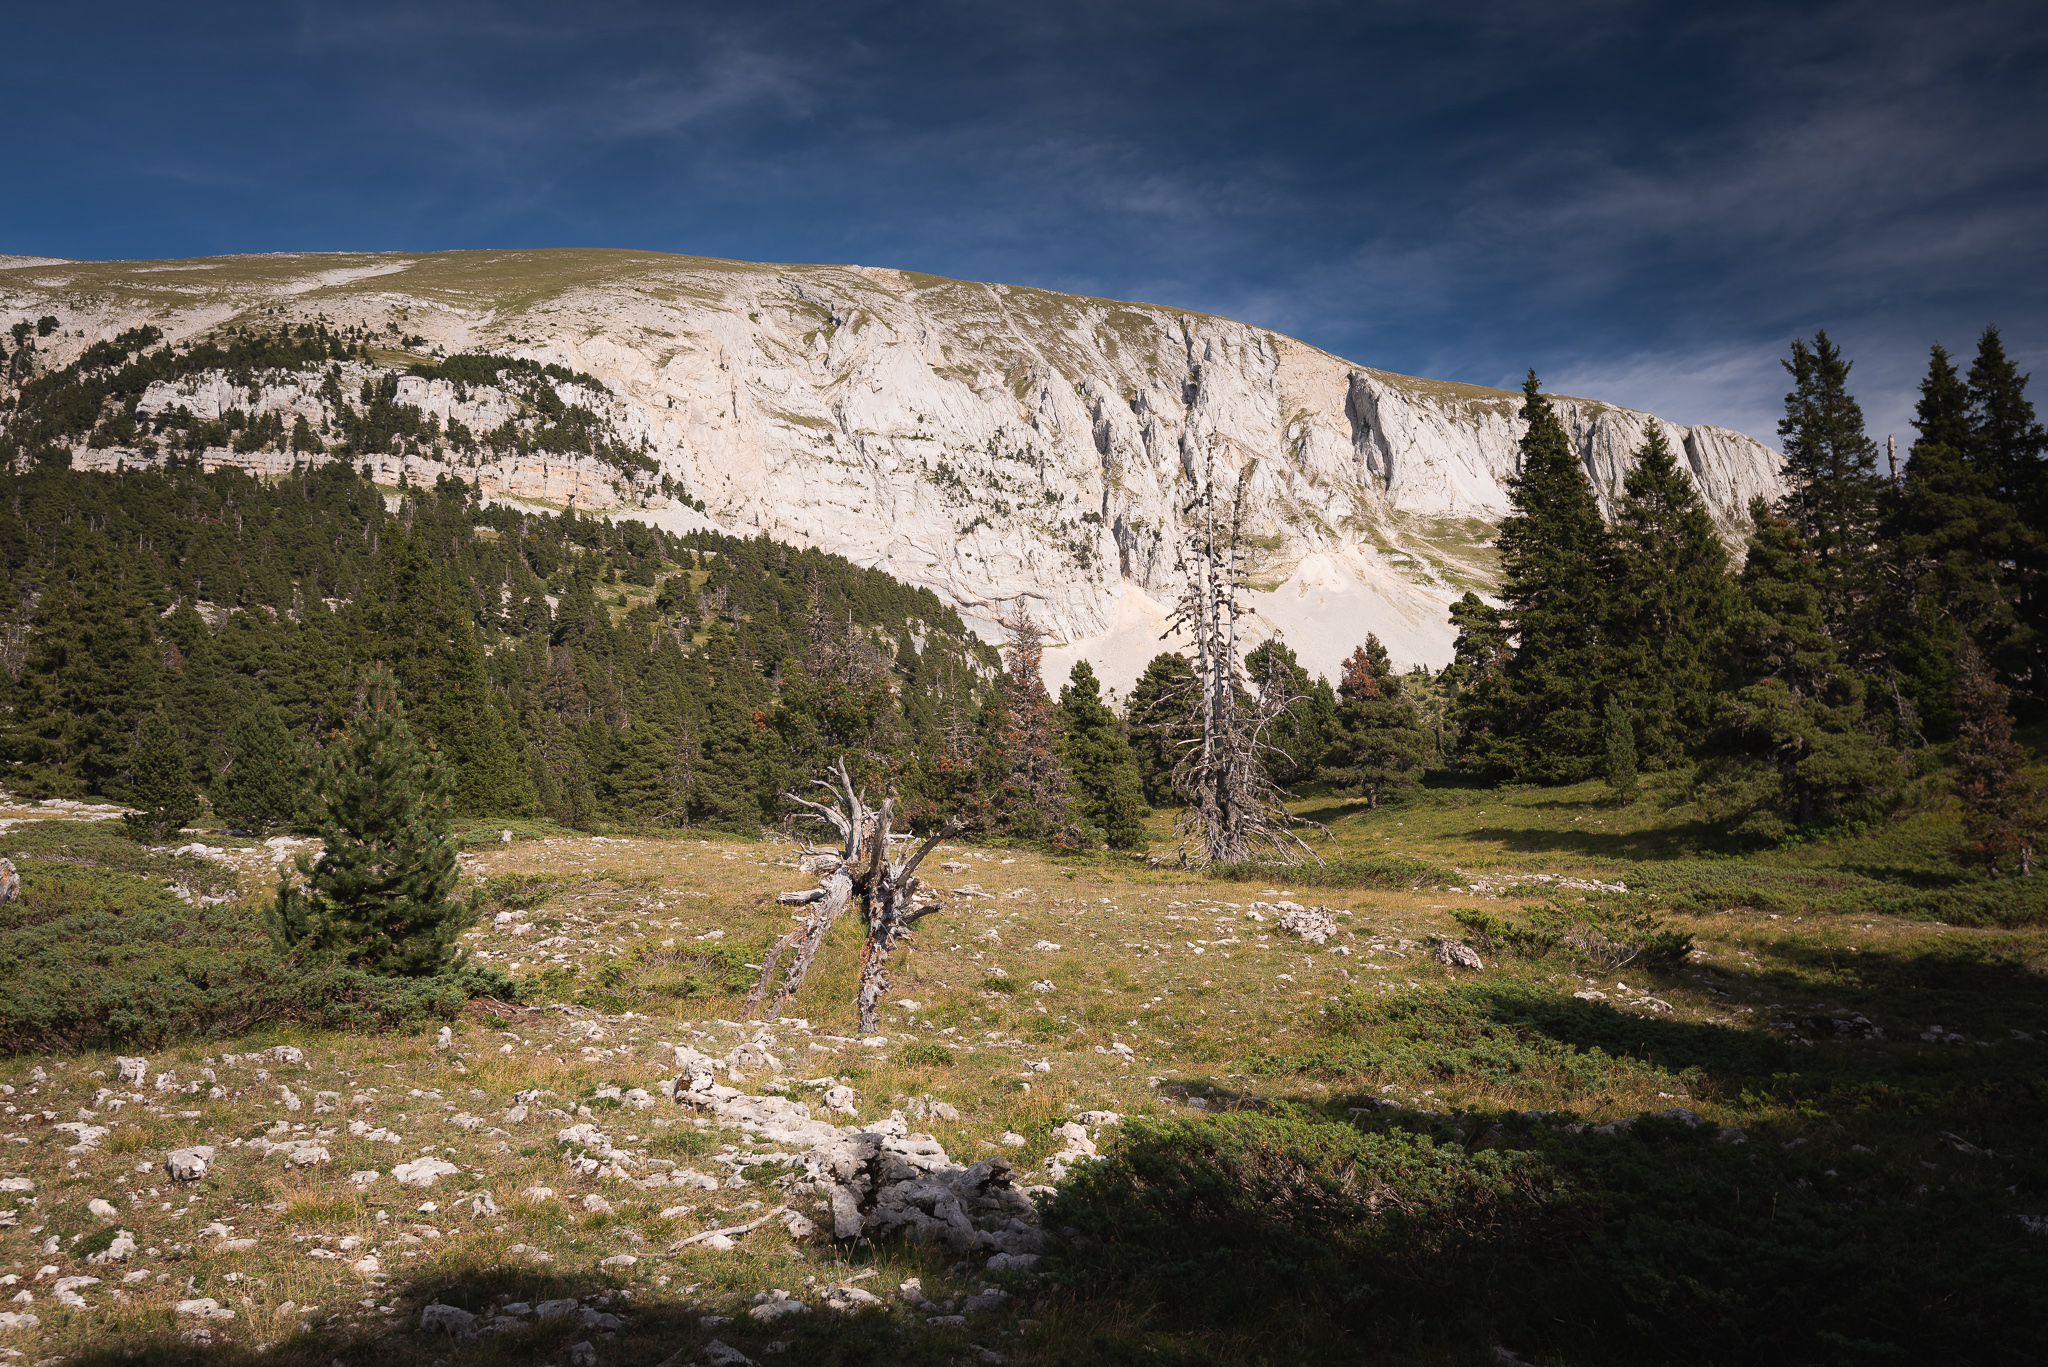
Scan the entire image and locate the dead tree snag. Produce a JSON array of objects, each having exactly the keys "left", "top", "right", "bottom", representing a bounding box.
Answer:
[
  {"left": 747, "top": 758, "right": 958, "bottom": 1030},
  {"left": 1164, "top": 446, "right": 1327, "bottom": 867}
]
